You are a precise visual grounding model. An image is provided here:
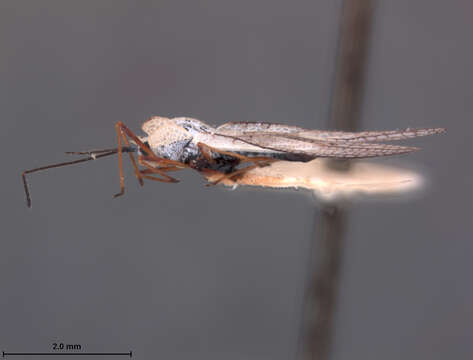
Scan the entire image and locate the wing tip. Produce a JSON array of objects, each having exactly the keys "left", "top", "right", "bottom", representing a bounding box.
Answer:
[
  {"left": 408, "top": 127, "right": 446, "bottom": 136},
  {"left": 428, "top": 127, "right": 446, "bottom": 134},
  {"left": 404, "top": 146, "right": 420, "bottom": 153},
  {"left": 384, "top": 145, "right": 420, "bottom": 156}
]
